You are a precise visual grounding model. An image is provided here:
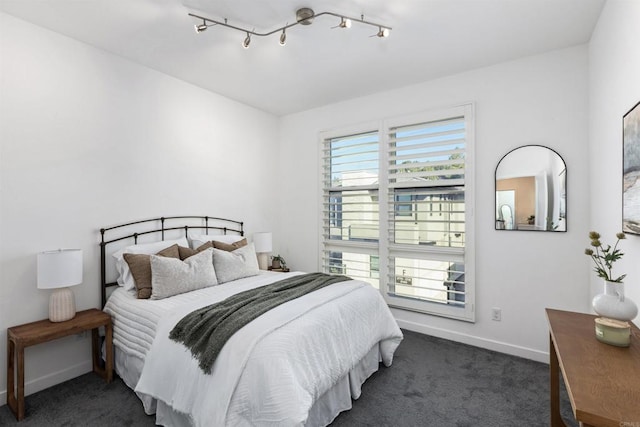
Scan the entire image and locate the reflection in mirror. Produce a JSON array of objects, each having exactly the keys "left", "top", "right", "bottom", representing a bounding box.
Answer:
[
  {"left": 500, "top": 205, "right": 514, "bottom": 229},
  {"left": 496, "top": 190, "right": 515, "bottom": 229},
  {"left": 495, "top": 145, "right": 566, "bottom": 232}
]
